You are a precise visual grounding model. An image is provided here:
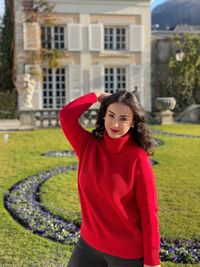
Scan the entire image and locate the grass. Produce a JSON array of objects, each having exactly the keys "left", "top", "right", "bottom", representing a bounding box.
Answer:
[
  {"left": 151, "top": 123, "right": 200, "bottom": 136},
  {"left": 0, "top": 124, "right": 200, "bottom": 266},
  {"left": 39, "top": 171, "right": 81, "bottom": 226},
  {"left": 152, "top": 136, "right": 200, "bottom": 240}
]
